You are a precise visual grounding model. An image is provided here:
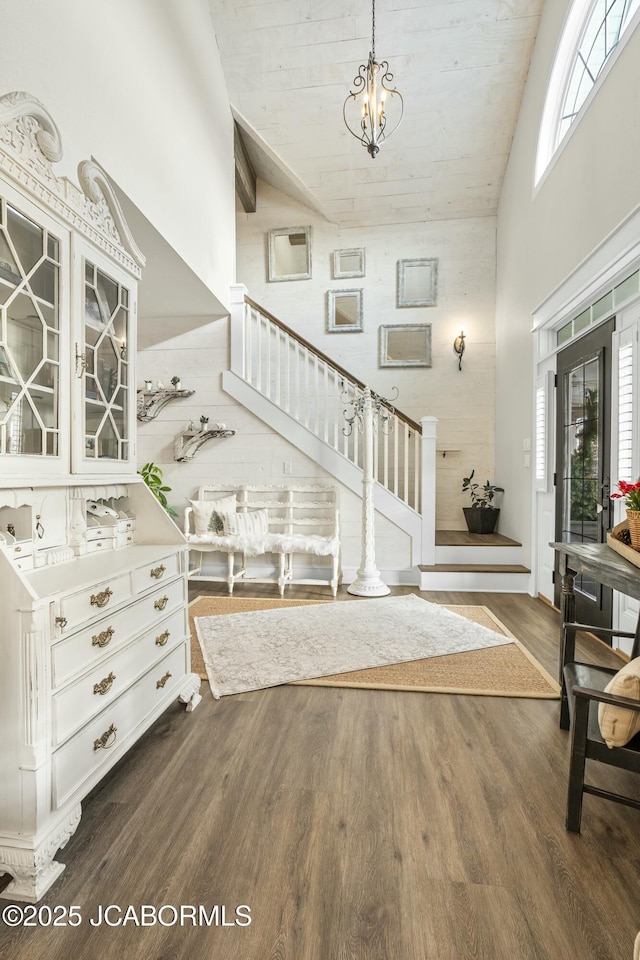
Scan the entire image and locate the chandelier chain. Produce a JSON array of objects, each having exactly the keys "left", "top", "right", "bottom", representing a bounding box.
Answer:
[{"left": 371, "top": 0, "right": 376, "bottom": 60}]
